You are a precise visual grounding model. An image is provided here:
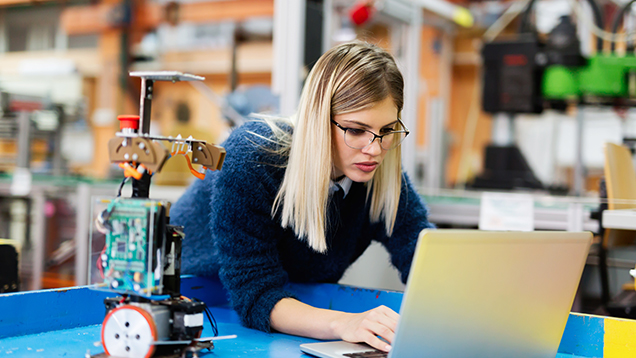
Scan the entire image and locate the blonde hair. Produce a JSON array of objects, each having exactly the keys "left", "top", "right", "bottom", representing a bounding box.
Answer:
[{"left": 270, "top": 42, "right": 405, "bottom": 253}]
